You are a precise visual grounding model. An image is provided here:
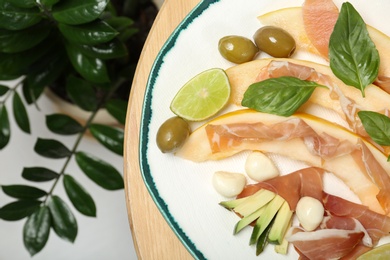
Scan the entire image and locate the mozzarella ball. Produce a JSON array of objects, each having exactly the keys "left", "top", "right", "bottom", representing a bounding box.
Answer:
[
  {"left": 212, "top": 171, "right": 246, "bottom": 198},
  {"left": 245, "top": 151, "right": 279, "bottom": 182},
  {"left": 296, "top": 196, "right": 325, "bottom": 231}
]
